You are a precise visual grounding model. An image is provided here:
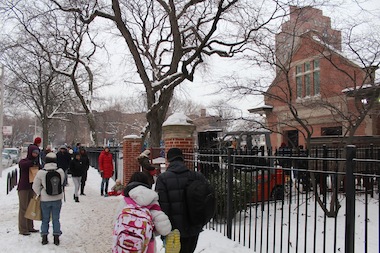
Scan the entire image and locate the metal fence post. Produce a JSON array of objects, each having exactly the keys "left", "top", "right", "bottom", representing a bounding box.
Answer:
[
  {"left": 227, "top": 147, "right": 233, "bottom": 239},
  {"left": 345, "top": 145, "right": 356, "bottom": 253}
]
